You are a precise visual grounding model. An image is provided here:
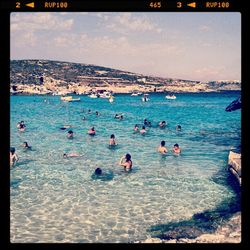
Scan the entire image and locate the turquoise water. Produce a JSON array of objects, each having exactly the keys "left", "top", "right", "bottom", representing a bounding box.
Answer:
[{"left": 10, "top": 93, "right": 241, "bottom": 243}]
